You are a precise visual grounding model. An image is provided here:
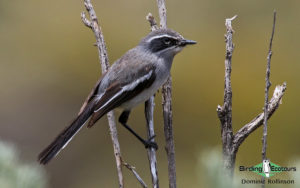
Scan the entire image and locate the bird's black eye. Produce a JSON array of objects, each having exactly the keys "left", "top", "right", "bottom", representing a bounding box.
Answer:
[{"left": 163, "top": 38, "right": 171, "bottom": 45}]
